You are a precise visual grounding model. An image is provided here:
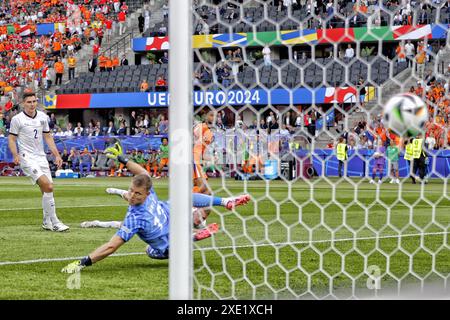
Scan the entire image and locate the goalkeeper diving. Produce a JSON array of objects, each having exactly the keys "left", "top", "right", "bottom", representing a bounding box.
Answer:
[{"left": 61, "top": 142, "right": 250, "bottom": 274}]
